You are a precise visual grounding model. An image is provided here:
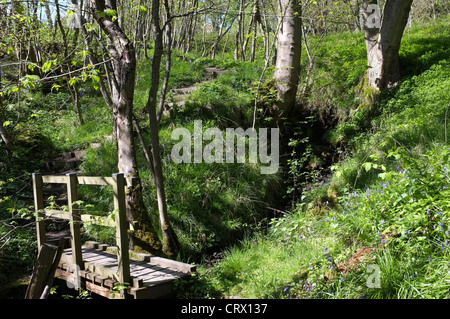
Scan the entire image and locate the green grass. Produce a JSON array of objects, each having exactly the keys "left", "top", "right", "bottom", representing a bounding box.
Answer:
[
  {"left": 2, "top": 13, "right": 449, "bottom": 300},
  {"left": 73, "top": 54, "right": 282, "bottom": 261},
  {"left": 191, "top": 16, "right": 450, "bottom": 300}
]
